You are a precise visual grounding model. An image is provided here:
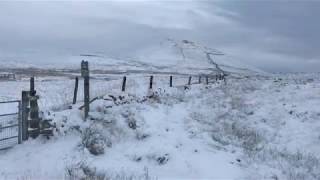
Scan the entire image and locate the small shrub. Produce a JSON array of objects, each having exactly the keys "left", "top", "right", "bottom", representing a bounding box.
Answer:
[
  {"left": 81, "top": 126, "right": 111, "bottom": 156},
  {"left": 156, "top": 154, "right": 170, "bottom": 165}
]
